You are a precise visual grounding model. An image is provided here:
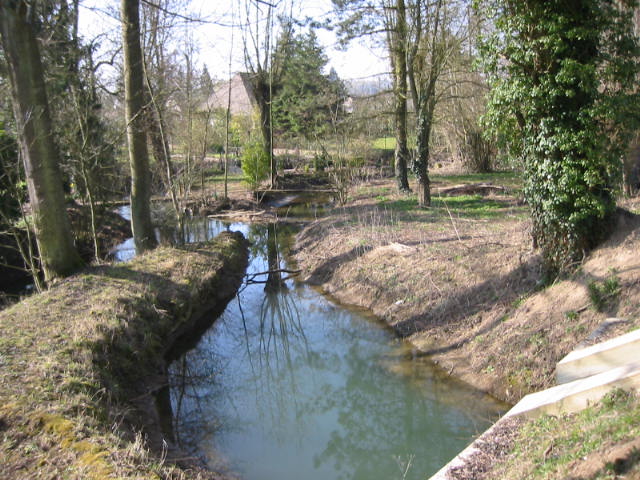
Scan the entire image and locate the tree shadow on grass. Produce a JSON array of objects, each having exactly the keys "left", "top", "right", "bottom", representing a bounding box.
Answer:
[
  {"left": 303, "top": 245, "right": 373, "bottom": 285},
  {"left": 399, "top": 211, "right": 640, "bottom": 357},
  {"left": 393, "top": 255, "right": 544, "bottom": 354},
  {"left": 86, "top": 264, "right": 188, "bottom": 308}
]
